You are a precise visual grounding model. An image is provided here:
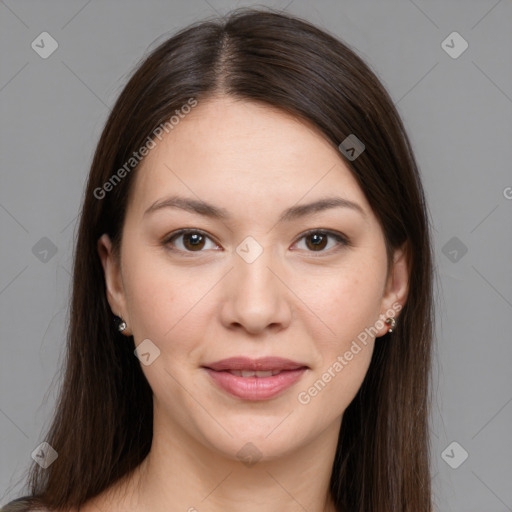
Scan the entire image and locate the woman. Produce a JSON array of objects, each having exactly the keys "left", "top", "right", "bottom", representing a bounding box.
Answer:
[{"left": 2, "top": 8, "right": 434, "bottom": 512}]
